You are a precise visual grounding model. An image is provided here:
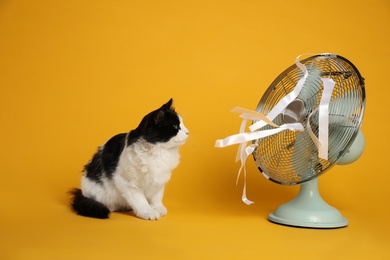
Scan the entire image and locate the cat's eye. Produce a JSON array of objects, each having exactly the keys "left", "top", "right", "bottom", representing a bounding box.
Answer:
[{"left": 173, "top": 124, "right": 181, "bottom": 130}]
